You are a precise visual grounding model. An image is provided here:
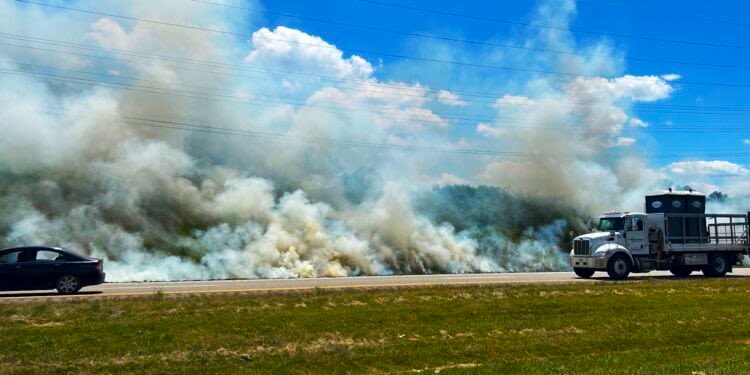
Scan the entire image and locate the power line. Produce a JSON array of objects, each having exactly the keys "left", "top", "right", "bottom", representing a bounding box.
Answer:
[
  {"left": 12, "top": 0, "right": 750, "bottom": 88},
  {"left": 358, "top": 0, "right": 750, "bottom": 51},
  {"left": 4, "top": 64, "right": 750, "bottom": 133},
  {"left": 35, "top": 106, "right": 750, "bottom": 159},
  {"left": 188, "top": 0, "right": 750, "bottom": 71},
  {"left": 6, "top": 35, "right": 750, "bottom": 117}
]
